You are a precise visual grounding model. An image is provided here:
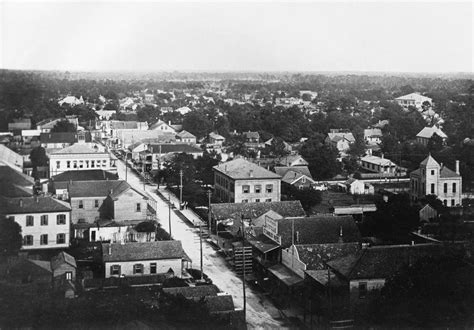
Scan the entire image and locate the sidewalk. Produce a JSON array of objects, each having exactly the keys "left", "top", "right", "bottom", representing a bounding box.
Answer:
[{"left": 158, "top": 187, "right": 206, "bottom": 227}]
